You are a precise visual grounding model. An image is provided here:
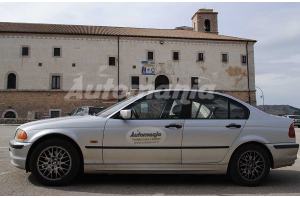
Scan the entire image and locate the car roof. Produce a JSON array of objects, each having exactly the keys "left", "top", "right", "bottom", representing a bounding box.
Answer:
[
  {"left": 146, "top": 89, "right": 239, "bottom": 99},
  {"left": 142, "top": 89, "right": 251, "bottom": 107}
]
